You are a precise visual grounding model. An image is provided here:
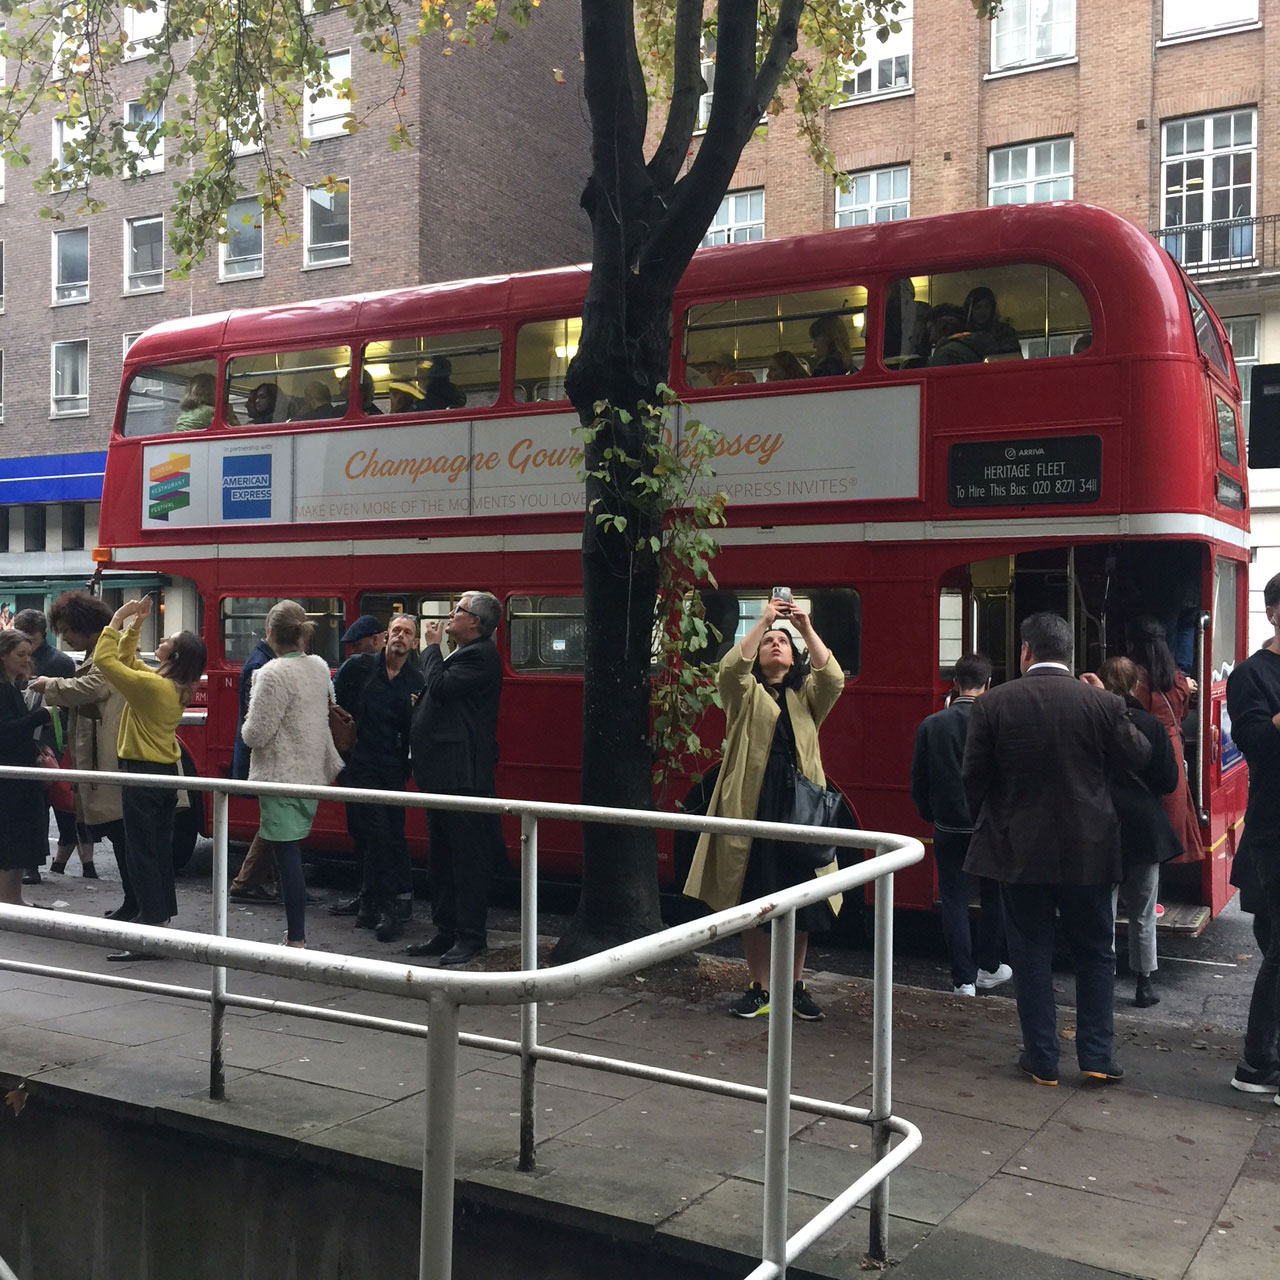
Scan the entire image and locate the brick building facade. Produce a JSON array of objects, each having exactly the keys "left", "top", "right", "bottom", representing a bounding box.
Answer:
[{"left": 0, "top": 4, "right": 591, "bottom": 616}]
